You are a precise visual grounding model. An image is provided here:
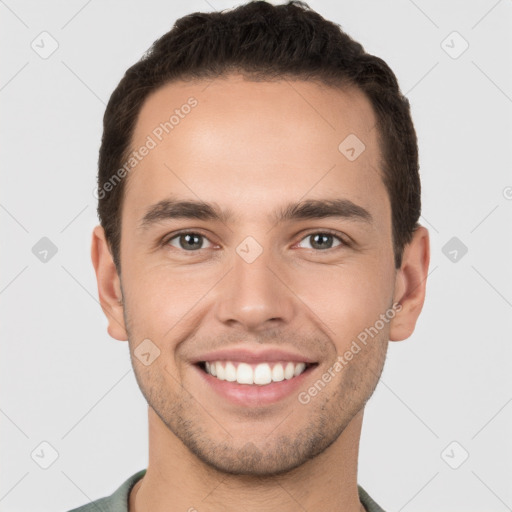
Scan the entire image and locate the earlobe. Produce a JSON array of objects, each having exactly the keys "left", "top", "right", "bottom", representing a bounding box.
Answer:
[
  {"left": 389, "top": 226, "right": 430, "bottom": 342},
  {"left": 91, "top": 225, "right": 128, "bottom": 341}
]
